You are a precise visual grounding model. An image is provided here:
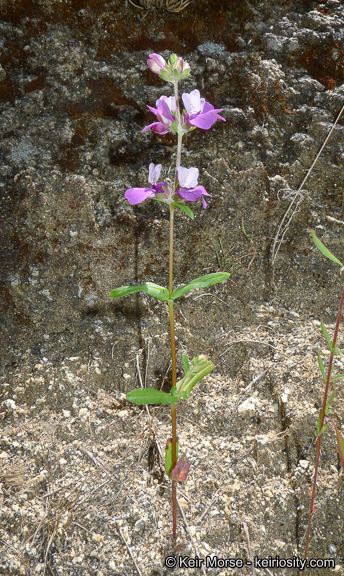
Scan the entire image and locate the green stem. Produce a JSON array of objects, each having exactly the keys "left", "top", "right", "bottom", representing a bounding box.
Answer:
[
  {"left": 302, "top": 281, "right": 344, "bottom": 572},
  {"left": 168, "top": 204, "right": 176, "bottom": 387},
  {"left": 174, "top": 81, "right": 183, "bottom": 187},
  {"left": 168, "top": 80, "right": 183, "bottom": 543}
]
